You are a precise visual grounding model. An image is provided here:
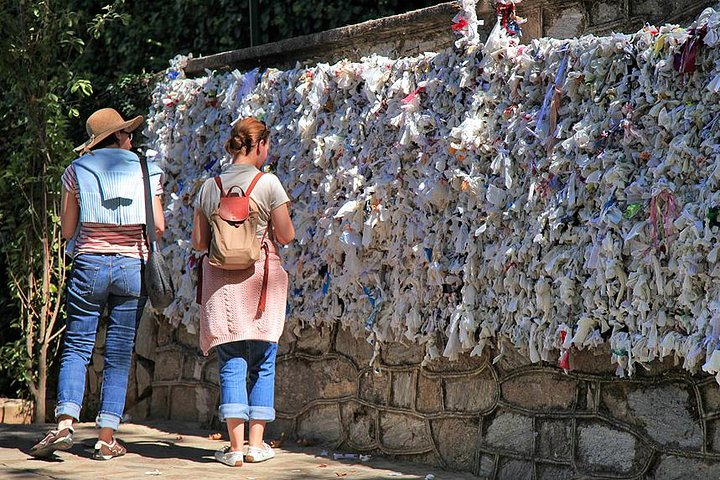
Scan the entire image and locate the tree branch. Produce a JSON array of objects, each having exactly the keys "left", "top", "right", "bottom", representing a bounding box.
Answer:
[
  {"left": 47, "top": 325, "right": 67, "bottom": 345},
  {"left": 8, "top": 270, "right": 39, "bottom": 321}
]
